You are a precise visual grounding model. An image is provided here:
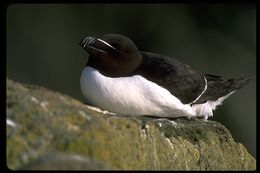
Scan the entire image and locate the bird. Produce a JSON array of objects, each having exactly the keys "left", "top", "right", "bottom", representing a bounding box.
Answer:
[{"left": 79, "top": 34, "right": 252, "bottom": 120}]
